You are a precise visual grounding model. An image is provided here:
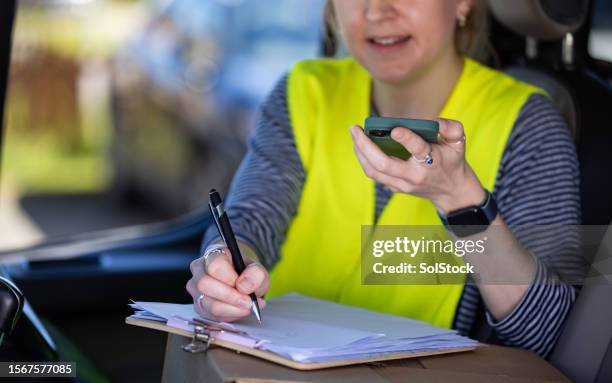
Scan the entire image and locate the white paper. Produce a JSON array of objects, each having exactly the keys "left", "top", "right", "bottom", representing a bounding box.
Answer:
[{"left": 130, "top": 293, "right": 477, "bottom": 363}]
